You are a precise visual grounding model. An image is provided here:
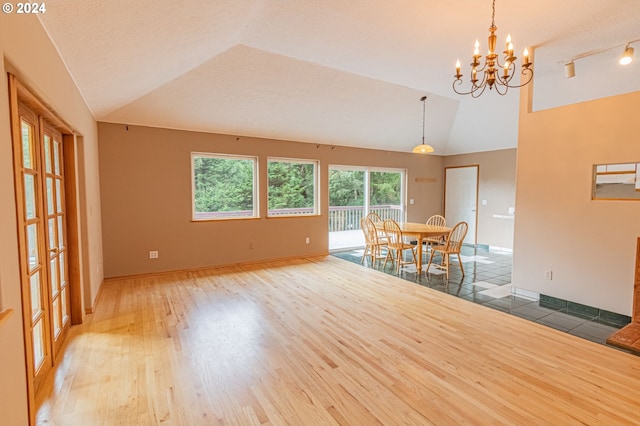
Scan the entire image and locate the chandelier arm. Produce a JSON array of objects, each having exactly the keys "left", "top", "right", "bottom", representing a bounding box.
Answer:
[
  {"left": 502, "top": 67, "right": 534, "bottom": 89},
  {"left": 453, "top": 65, "right": 493, "bottom": 96},
  {"left": 475, "top": 69, "right": 489, "bottom": 89},
  {"left": 474, "top": 62, "right": 489, "bottom": 73},
  {"left": 493, "top": 81, "right": 509, "bottom": 96},
  {"left": 496, "top": 62, "right": 517, "bottom": 86},
  {"left": 452, "top": 79, "right": 475, "bottom": 96},
  {"left": 453, "top": 78, "right": 485, "bottom": 96},
  {"left": 471, "top": 83, "right": 488, "bottom": 98}
]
